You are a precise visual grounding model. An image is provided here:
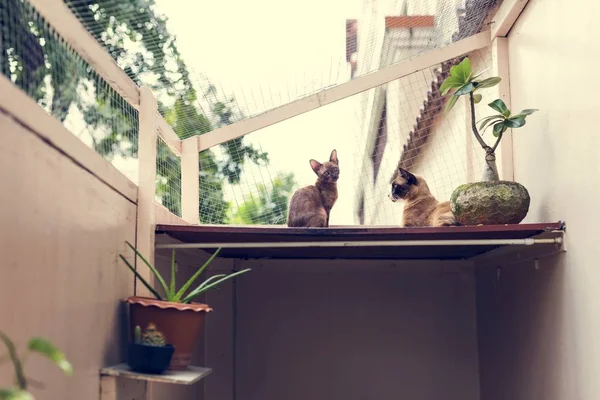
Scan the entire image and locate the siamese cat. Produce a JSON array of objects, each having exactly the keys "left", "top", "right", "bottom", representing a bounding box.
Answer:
[
  {"left": 287, "top": 150, "right": 339, "bottom": 227},
  {"left": 389, "top": 167, "right": 458, "bottom": 227}
]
